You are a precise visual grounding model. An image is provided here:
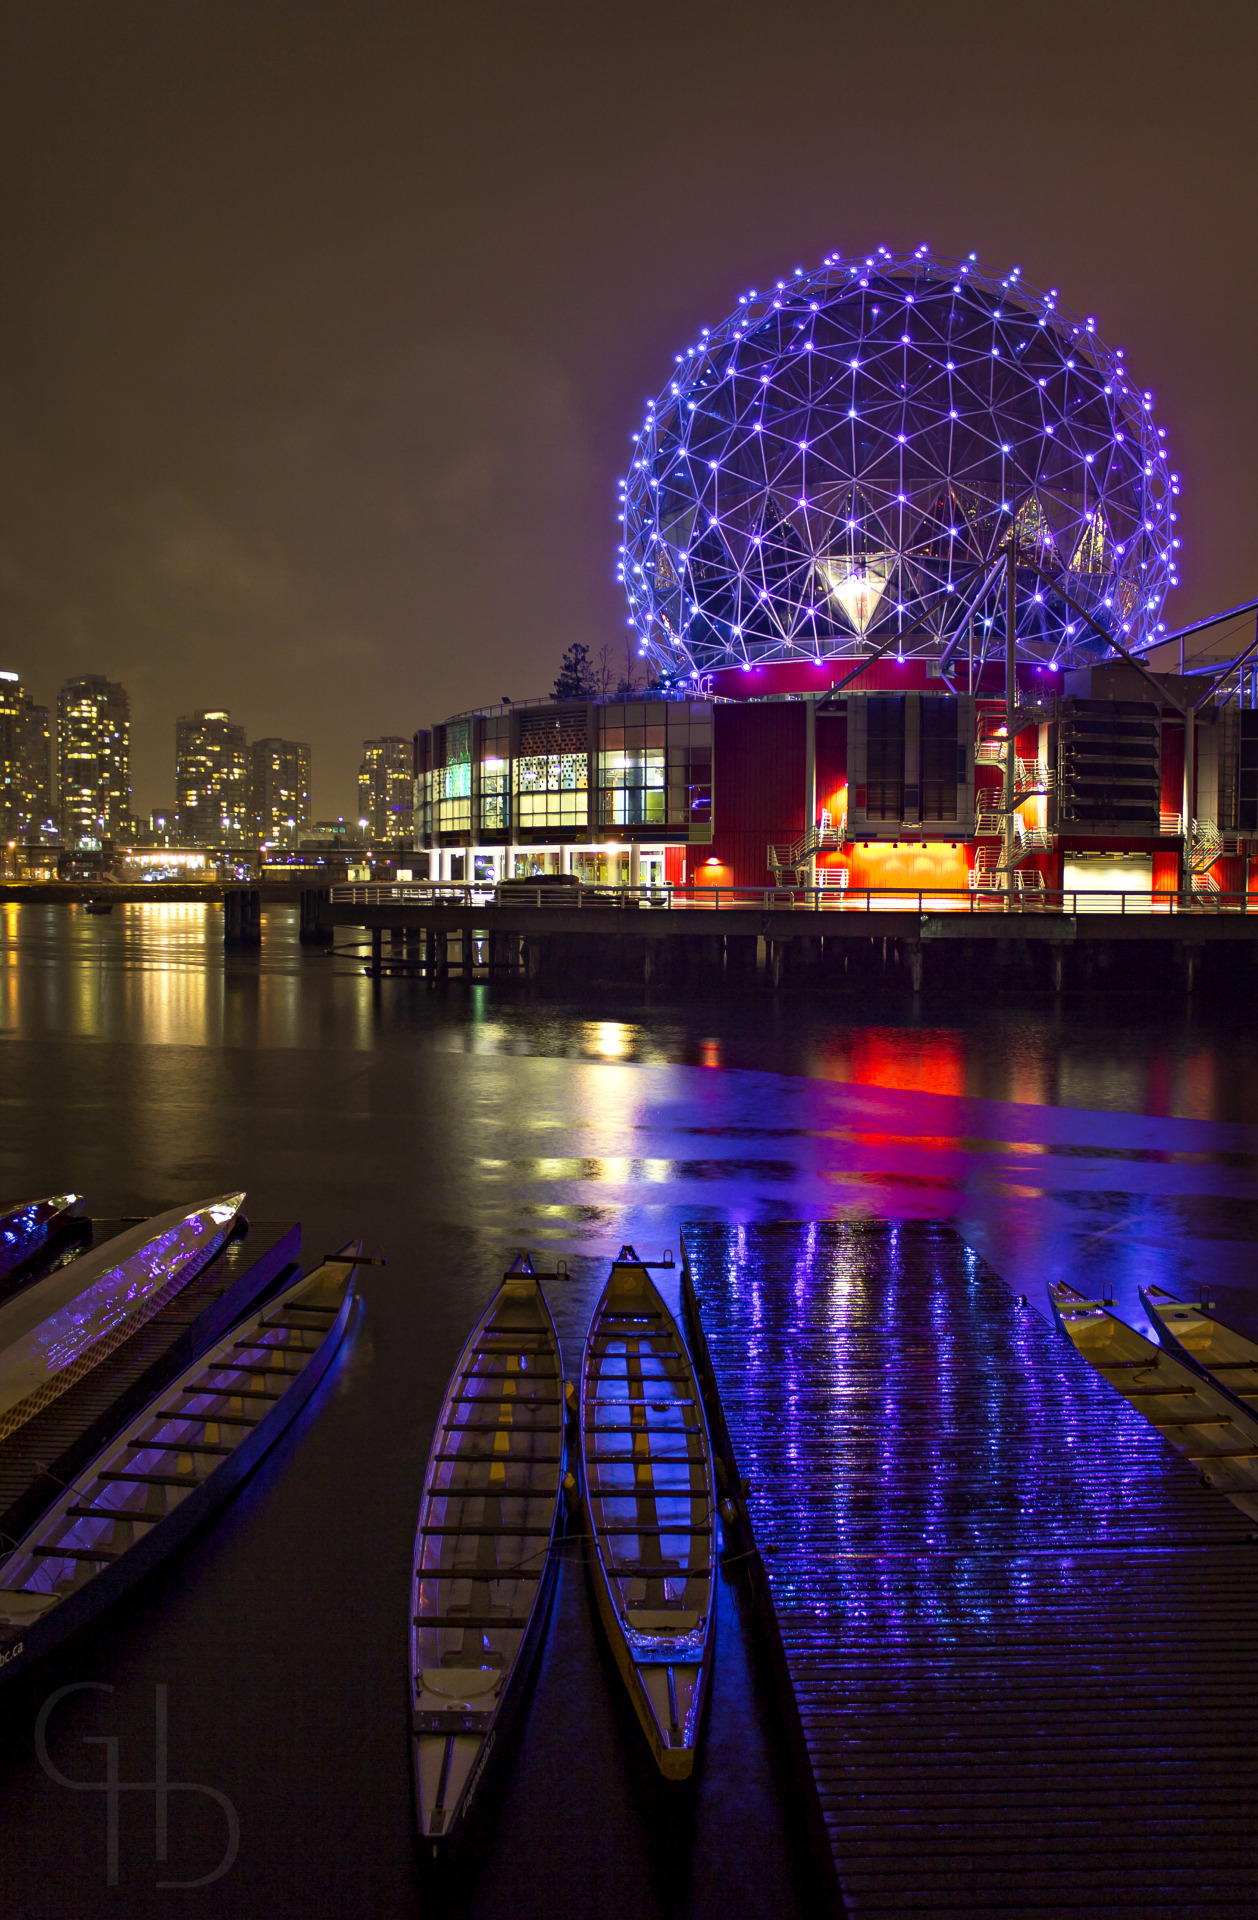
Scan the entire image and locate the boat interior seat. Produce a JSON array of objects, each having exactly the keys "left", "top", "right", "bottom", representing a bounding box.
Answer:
[
  {"left": 440, "top": 1637, "right": 505, "bottom": 1668},
  {"left": 627, "top": 1608, "right": 700, "bottom": 1633},
  {"left": 421, "top": 1666, "right": 500, "bottom": 1698},
  {"left": 0, "top": 1587, "right": 61, "bottom": 1627}
]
